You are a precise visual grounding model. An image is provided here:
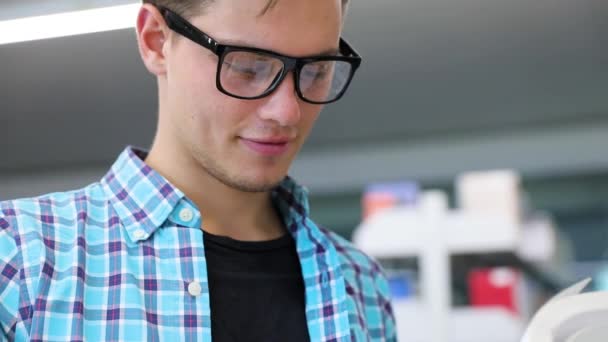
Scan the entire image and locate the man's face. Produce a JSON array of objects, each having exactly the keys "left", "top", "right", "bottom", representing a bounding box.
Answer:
[{"left": 162, "top": 0, "right": 343, "bottom": 192}]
